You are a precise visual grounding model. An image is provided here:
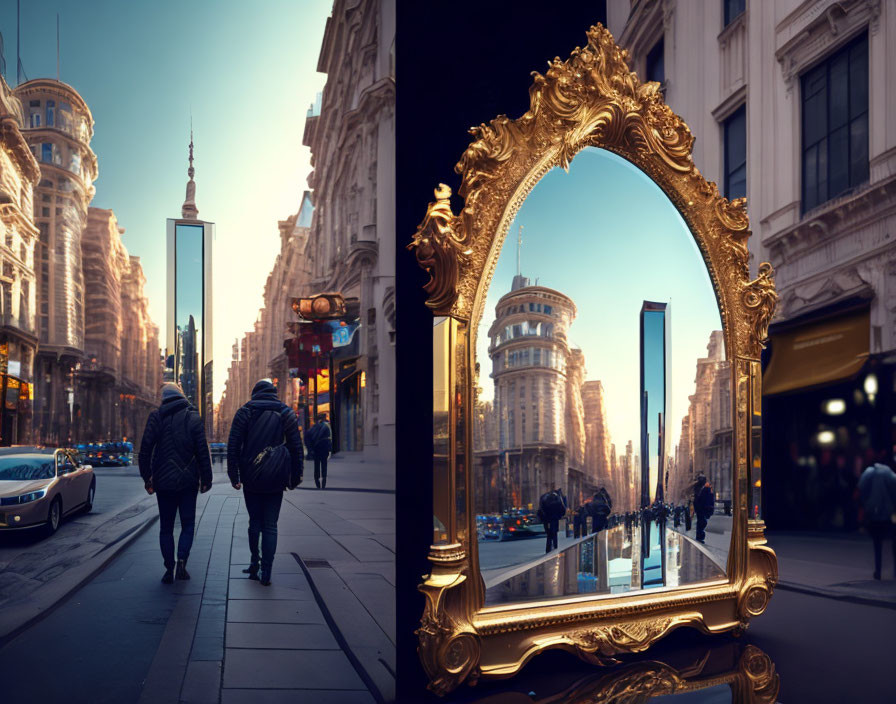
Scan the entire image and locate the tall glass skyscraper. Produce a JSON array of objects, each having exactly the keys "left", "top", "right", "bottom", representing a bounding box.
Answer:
[{"left": 167, "top": 134, "right": 213, "bottom": 435}]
